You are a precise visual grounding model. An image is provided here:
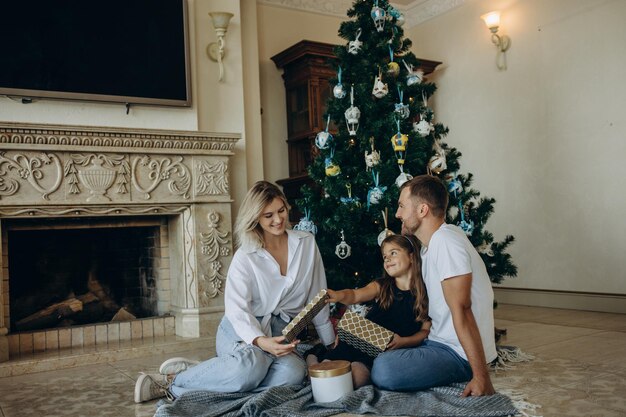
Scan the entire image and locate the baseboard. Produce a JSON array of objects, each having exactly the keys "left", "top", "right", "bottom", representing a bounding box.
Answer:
[{"left": 493, "top": 287, "right": 626, "bottom": 314}]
